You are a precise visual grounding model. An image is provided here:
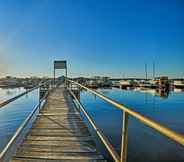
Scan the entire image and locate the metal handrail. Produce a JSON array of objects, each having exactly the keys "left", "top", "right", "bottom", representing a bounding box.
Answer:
[
  {"left": 68, "top": 89, "right": 120, "bottom": 162},
  {"left": 67, "top": 79, "right": 184, "bottom": 162},
  {"left": 0, "top": 80, "right": 51, "bottom": 108}
]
